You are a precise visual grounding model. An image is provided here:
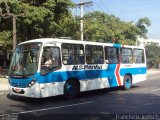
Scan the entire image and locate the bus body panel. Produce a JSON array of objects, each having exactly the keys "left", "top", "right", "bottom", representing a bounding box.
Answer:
[
  {"left": 80, "top": 78, "right": 110, "bottom": 92},
  {"left": 9, "top": 64, "right": 146, "bottom": 98},
  {"left": 39, "top": 82, "right": 65, "bottom": 98},
  {"left": 8, "top": 73, "right": 41, "bottom": 98},
  {"left": 8, "top": 38, "right": 147, "bottom": 98},
  {"left": 9, "top": 83, "right": 41, "bottom": 98}
]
